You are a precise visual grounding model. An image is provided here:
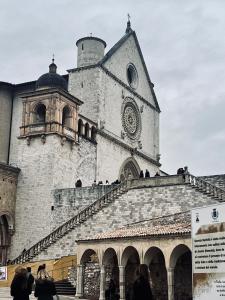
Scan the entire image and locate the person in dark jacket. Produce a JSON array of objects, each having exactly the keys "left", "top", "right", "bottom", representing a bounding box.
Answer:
[
  {"left": 34, "top": 270, "right": 56, "bottom": 300},
  {"left": 133, "top": 264, "right": 153, "bottom": 300},
  {"left": 11, "top": 266, "right": 30, "bottom": 300},
  {"left": 27, "top": 267, "right": 34, "bottom": 295}
]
